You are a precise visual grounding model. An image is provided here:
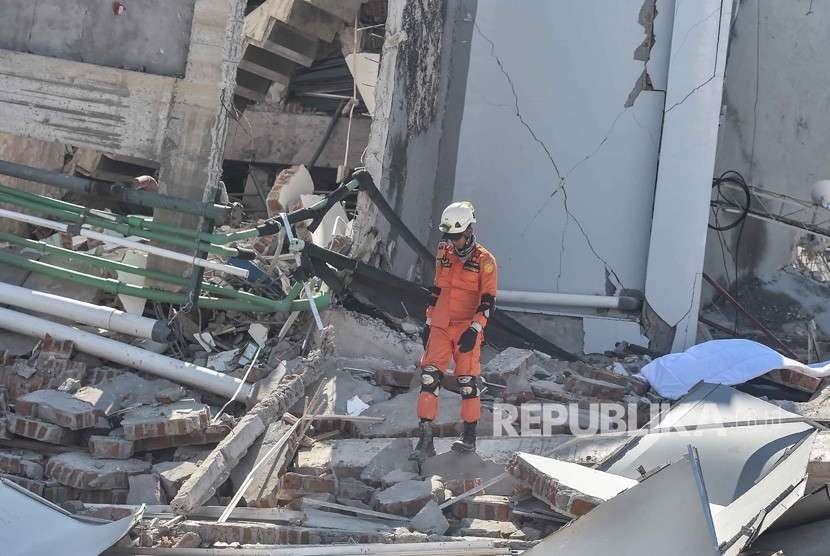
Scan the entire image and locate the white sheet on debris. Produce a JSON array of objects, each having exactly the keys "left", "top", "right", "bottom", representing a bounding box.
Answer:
[
  {"left": 640, "top": 339, "right": 830, "bottom": 399},
  {"left": 0, "top": 477, "right": 140, "bottom": 556}
]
